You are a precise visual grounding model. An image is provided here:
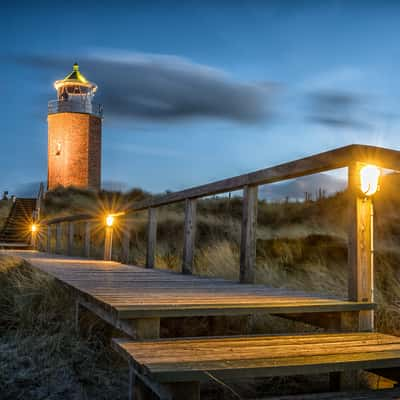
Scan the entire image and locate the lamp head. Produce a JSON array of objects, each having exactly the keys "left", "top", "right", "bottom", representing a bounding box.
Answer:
[
  {"left": 106, "top": 215, "right": 114, "bottom": 227},
  {"left": 360, "top": 164, "right": 381, "bottom": 197}
]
